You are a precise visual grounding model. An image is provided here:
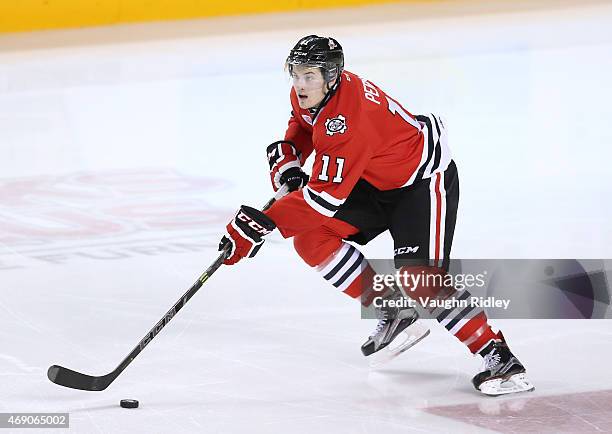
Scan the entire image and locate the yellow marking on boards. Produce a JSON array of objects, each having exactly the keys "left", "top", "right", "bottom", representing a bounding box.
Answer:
[{"left": 0, "top": 0, "right": 406, "bottom": 34}]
